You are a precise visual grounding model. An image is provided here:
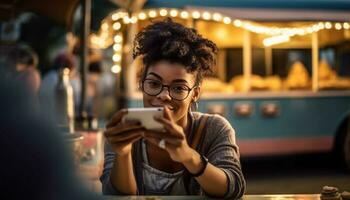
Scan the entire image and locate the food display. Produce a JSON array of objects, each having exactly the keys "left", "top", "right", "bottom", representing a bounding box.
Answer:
[
  {"left": 230, "top": 75, "right": 266, "bottom": 91},
  {"left": 264, "top": 76, "right": 283, "bottom": 91},
  {"left": 318, "top": 60, "right": 350, "bottom": 90},
  {"left": 285, "top": 61, "right": 311, "bottom": 90},
  {"left": 201, "top": 77, "right": 235, "bottom": 93},
  {"left": 200, "top": 59, "right": 350, "bottom": 93}
]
